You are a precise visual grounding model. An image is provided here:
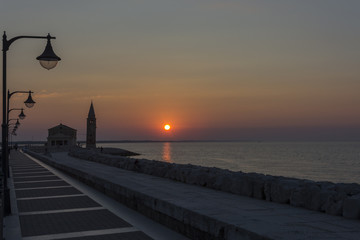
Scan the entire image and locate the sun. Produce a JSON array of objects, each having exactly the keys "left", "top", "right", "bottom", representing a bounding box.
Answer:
[{"left": 164, "top": 124, "right": 171, "bottom": 131}]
